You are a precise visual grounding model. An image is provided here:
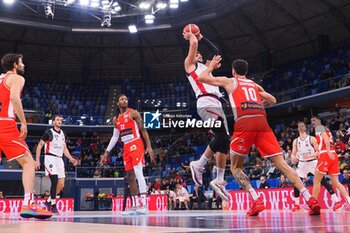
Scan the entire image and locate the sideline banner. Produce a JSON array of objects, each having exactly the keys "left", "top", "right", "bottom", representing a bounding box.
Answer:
[
  {"left": 112, "top": 194, "right": 168, "bottom": 212},
  {"left": 0, "top": 198, "right": 74, "bottom": 213},
  {"left": 223, "top": 186, "right": 348, "bottom": 211}
]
